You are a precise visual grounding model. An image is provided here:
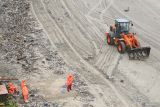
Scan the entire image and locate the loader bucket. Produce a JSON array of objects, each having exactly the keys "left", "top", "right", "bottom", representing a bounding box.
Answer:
[{"left": 127, "top": 47, "right": 151, "bottom": 60}]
